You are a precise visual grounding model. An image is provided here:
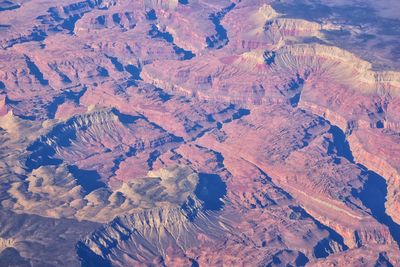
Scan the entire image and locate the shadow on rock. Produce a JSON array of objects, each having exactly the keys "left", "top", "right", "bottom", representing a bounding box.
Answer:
[{"left": 195, "top": 173, "right": 227, "bottom": 211}]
